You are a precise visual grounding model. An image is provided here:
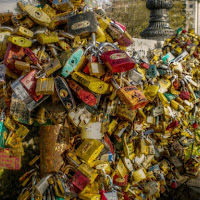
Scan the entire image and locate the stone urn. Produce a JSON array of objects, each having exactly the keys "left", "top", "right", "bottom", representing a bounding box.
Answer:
[{"left": 140, "top": 0, "right": 175, "bottom": 40}]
